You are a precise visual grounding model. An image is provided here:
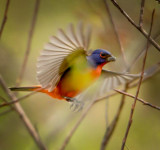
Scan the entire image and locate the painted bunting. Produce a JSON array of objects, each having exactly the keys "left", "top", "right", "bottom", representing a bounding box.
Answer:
[{"left": 10, "top": 22, "right": 138, "bottom": 110}]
